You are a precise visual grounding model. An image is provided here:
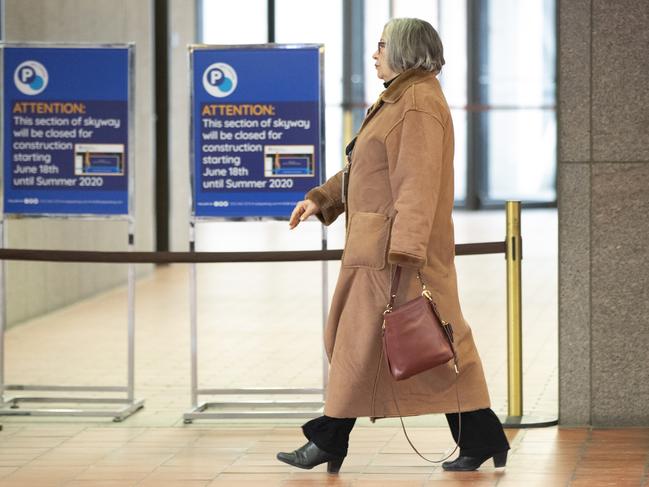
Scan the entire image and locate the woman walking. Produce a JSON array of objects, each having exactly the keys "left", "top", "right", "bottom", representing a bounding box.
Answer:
[{"left": 278, "top": 18, "right": 509, "bottom": 473}]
